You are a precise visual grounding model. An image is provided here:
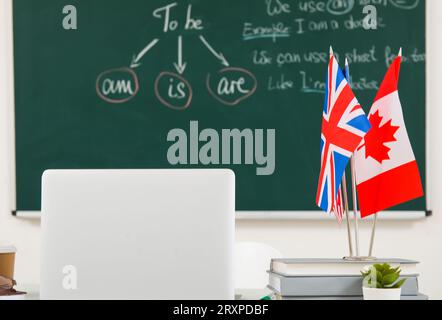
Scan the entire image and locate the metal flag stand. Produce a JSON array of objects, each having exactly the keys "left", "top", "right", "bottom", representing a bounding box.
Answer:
[
  {"left": 330, "top": 49, "right": 376, "bottom": 261},
  {"left": 341, "top": 57, "right": 376, "bottom": 262},
  {"left": 344, "top": 157, "right": 375, "bottom": 261},
  {"left": 368, "top": 214, "right": 378, "bottom": 258},
  {"left": 341, "top": 163, "right": 375, "bottom": 261},
  {"left": 341, "top": 173, "right": 353, "bottom": 257},
  {"left": 330, "top": 48, "right": 355, "bottom": 259}
]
